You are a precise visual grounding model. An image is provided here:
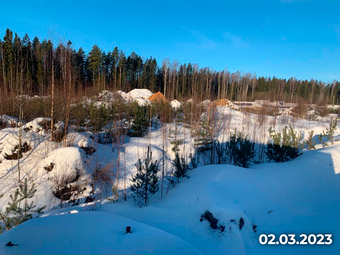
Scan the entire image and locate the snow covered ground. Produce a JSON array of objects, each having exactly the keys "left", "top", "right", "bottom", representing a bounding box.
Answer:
[
  {"left": 0, "top": 100, "right": 339, "bottom": 254},
  {"left": 1, "top": 144, "right": 339, "bottom": 254},
  {"left": 0, "top": 212, "right": 202, "bottom": 255}
]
